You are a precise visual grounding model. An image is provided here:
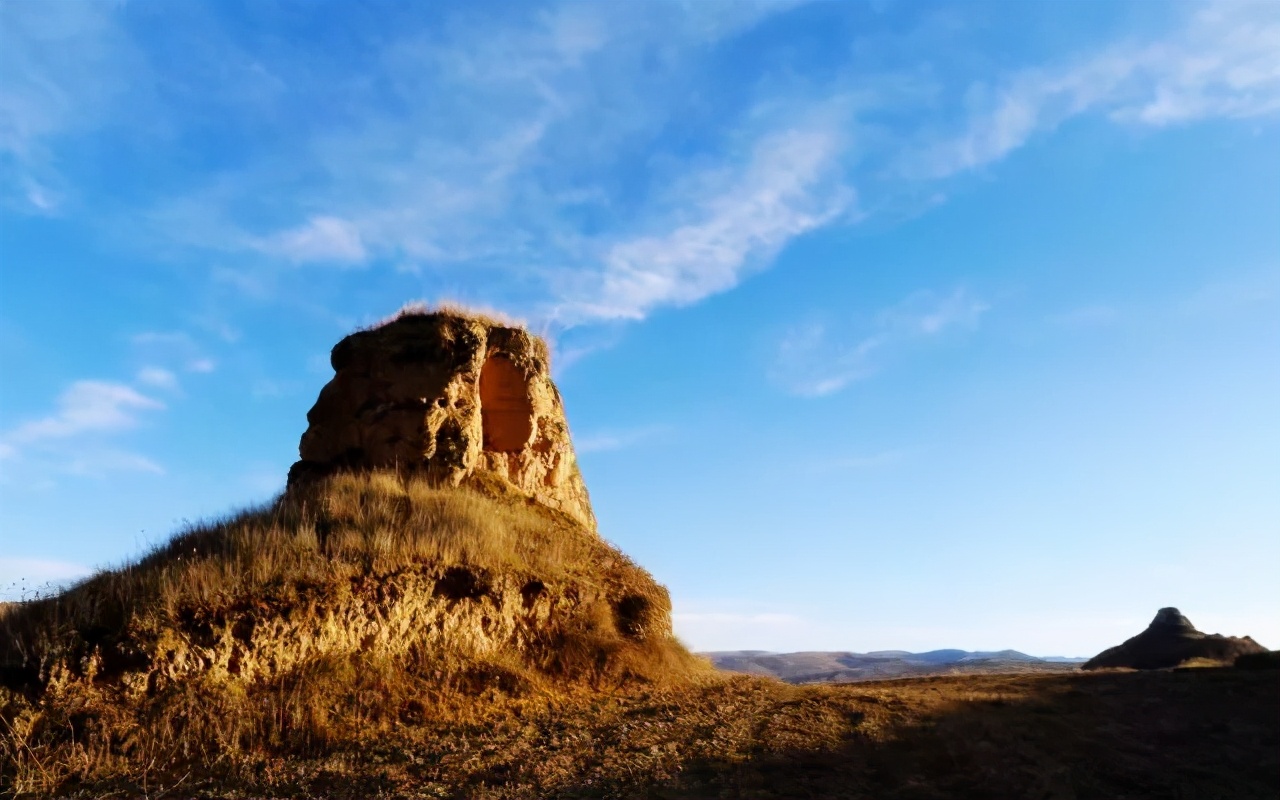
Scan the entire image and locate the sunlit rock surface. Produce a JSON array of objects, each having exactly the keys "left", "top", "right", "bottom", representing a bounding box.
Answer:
[{"left": 289, "top": 310, "right": 595, "bottom": 530}]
